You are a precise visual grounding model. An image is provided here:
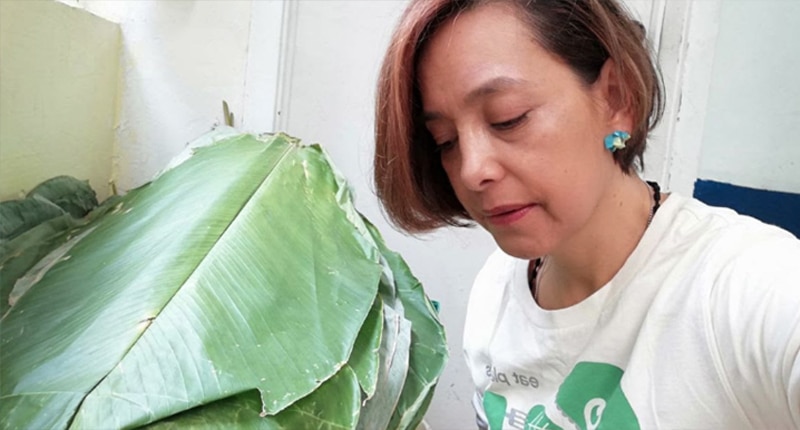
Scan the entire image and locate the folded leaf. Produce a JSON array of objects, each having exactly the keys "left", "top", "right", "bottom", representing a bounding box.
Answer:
[
  {"left": 349, "top": 296, "right": 384, "bottom": 399},
  {"left": 1, "top": 131, "right": 447, "bottom": 429},
  {"left": 144, "top": 367, "right": 362, "bottom": 430},
  {"left": 0, "top": 197, "right": 65, "bottom": 240},
  {"left": 26, "top": 175, "right": 98, "bottom": 218},
  {"left": 2, "top": 134, "right": 381, "bottom": 428},
  {"left": 365, "top": 220, "right": 447, "bottom": 430},
  {"left": 1, "top": 197, "right": 120, "bottom": 316},
  {"left": 357, "top": 303, "right": 412, "bottom": 430}
]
